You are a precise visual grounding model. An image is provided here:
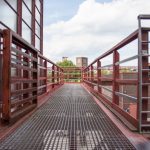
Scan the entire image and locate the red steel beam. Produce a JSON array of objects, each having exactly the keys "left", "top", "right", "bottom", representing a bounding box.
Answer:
[
  {"left": 32, "top": 0, "right": 35, "bottom": 46},
  {"left": 2, "top": 30, "right": 12, "bottom": 121},
  {"left": 141, "top": 30, "right": 149, "bottom": 123},
  {"left": 40, "top": 0, "right": 44, "bottom": 54}
]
